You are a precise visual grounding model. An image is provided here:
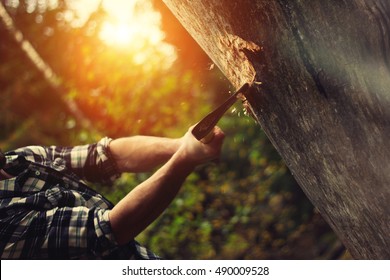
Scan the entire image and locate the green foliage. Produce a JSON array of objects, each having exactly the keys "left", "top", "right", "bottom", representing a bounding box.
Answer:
[{"left": 135, "top": 114, "right": 343, "bottom": 259}]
